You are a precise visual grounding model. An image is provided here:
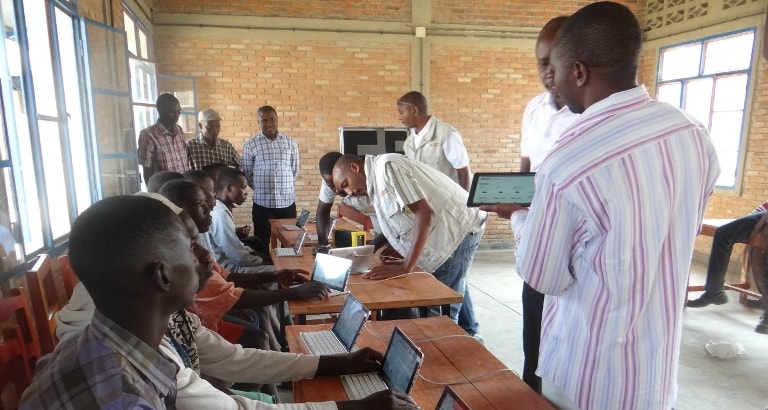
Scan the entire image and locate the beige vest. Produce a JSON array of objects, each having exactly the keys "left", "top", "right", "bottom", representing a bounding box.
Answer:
[{"left": 403, "top": 117, "right": 459, "bottom": 184}]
